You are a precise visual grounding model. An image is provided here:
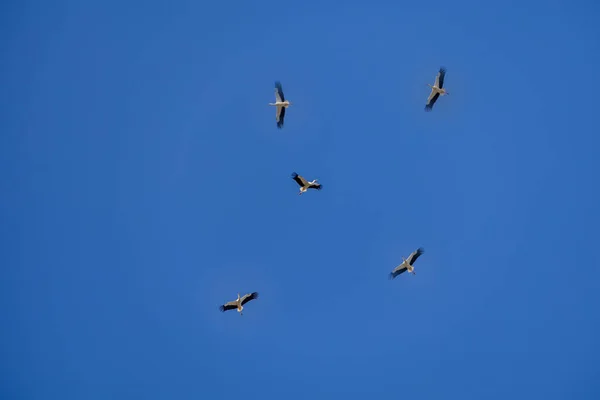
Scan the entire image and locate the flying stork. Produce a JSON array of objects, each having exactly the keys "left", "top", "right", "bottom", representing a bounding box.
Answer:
[
  {"left": 291, "top": 172, "right": 322, "bottom": 195},
  {"left": 389, "top": 247, "right": 425, "bottom": 279},
  {"left": 425, "top": 67, "right": 449, "bottom": 111},
  {"left": 219, "top": 292, "right": 259, "bottom": 316},
  {"left": 268, "top": 81, "right": 292, "bottom": 129}
]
